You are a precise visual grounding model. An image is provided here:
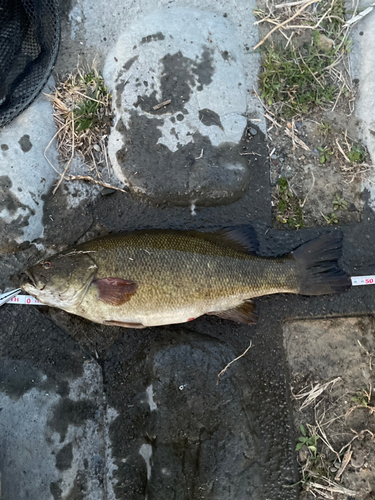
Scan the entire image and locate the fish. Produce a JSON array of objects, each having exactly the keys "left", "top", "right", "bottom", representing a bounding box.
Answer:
[{"left": 22, "top": 227, "right": 351, "bottom": 328}]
